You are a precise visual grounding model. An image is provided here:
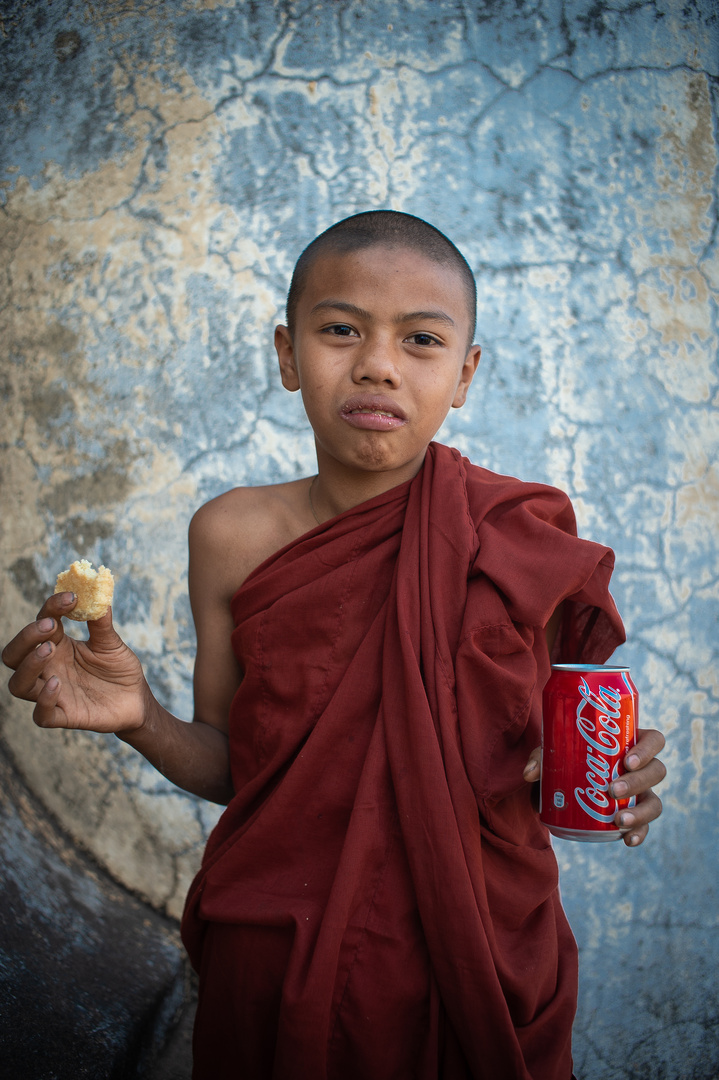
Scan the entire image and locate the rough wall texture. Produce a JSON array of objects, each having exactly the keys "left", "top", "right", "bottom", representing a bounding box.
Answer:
[{"left": 0, "top": 1, "right": 717, "bottom": 1076}]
